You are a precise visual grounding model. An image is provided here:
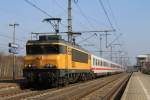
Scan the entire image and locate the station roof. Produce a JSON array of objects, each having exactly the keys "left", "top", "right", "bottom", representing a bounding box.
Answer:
[{"left": 137, "top": 54, "right": 150, "bottom": 58}]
